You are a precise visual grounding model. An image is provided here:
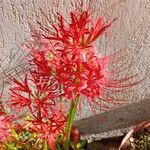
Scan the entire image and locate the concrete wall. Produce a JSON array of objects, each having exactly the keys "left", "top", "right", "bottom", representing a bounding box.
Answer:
[{"left": 0, "top": 0, "right": 150, "bottom": 118}]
